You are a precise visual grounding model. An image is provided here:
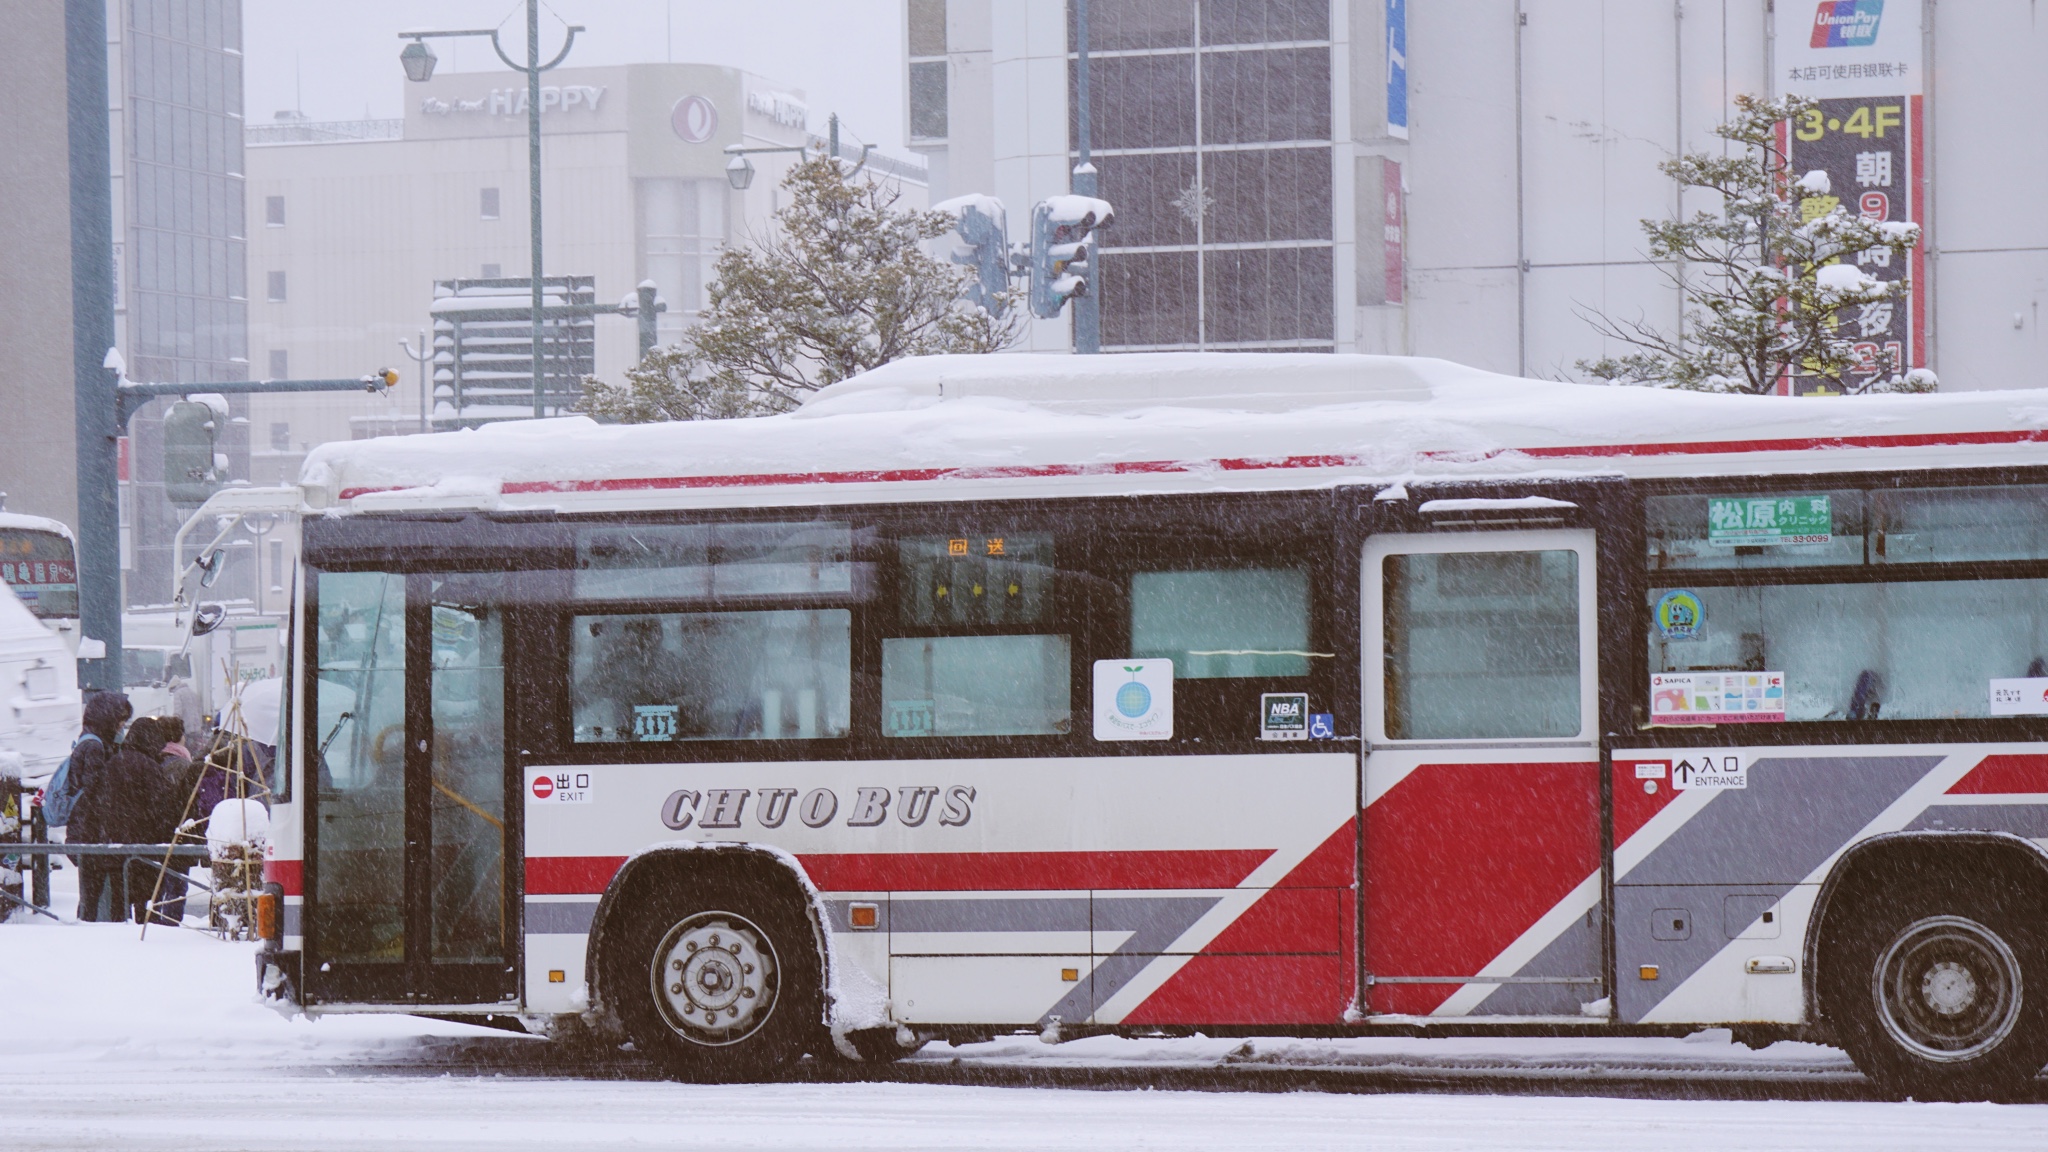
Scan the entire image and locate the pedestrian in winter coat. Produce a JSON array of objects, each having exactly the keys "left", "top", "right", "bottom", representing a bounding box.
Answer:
[
  {"left": 67, "top": 691, "right": 134, "bottom": 922},
  {"left": 74, "top": 717, "right": 180, "bottom": 923},
  {"left": 150, "top": 719, "right": 198, "bottom": 924}
]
